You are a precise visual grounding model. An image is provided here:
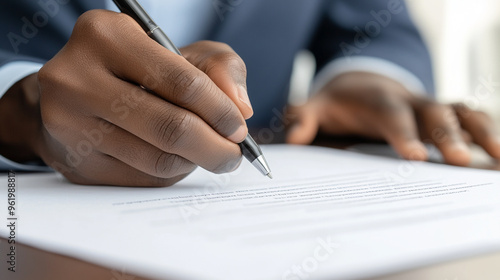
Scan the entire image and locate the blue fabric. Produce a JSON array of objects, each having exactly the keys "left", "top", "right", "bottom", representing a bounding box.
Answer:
[
  {"left": 0, "top": 0, "right": 435, "bottom": 171},
  {"left": 105, "top": 0, "right": 215, "bottom": 47},
  {"left": 0, "top": 0, "right": 434, "bottom": 127},
  {"left": 0, "top": 160, "right": 10, "bottom": 170}
]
